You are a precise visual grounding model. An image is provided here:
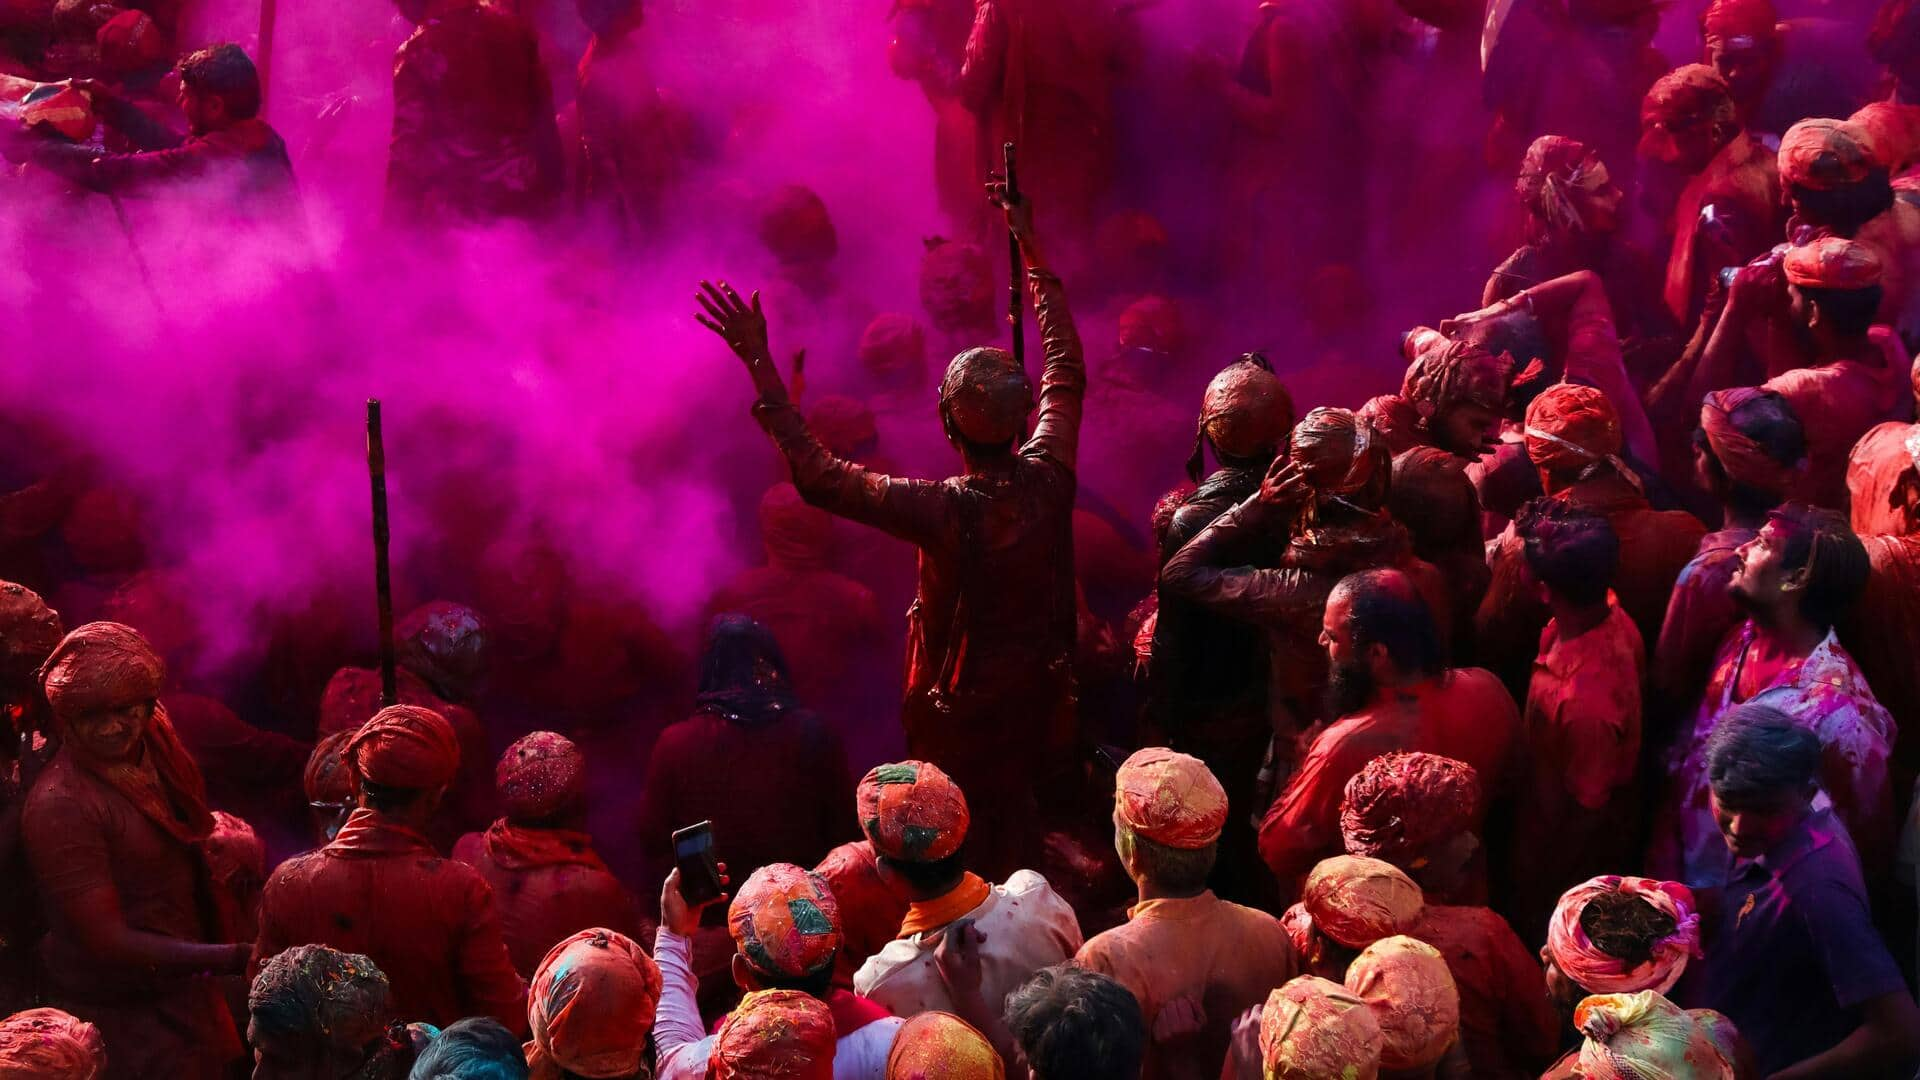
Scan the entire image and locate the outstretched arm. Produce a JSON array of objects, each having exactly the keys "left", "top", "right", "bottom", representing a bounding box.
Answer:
[
  {"left": 1158, "top": 459, "right": 1316, "bottom": 627},
  {"left": 988, "top": 181, "right": 1085, "bottom": 470}
]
